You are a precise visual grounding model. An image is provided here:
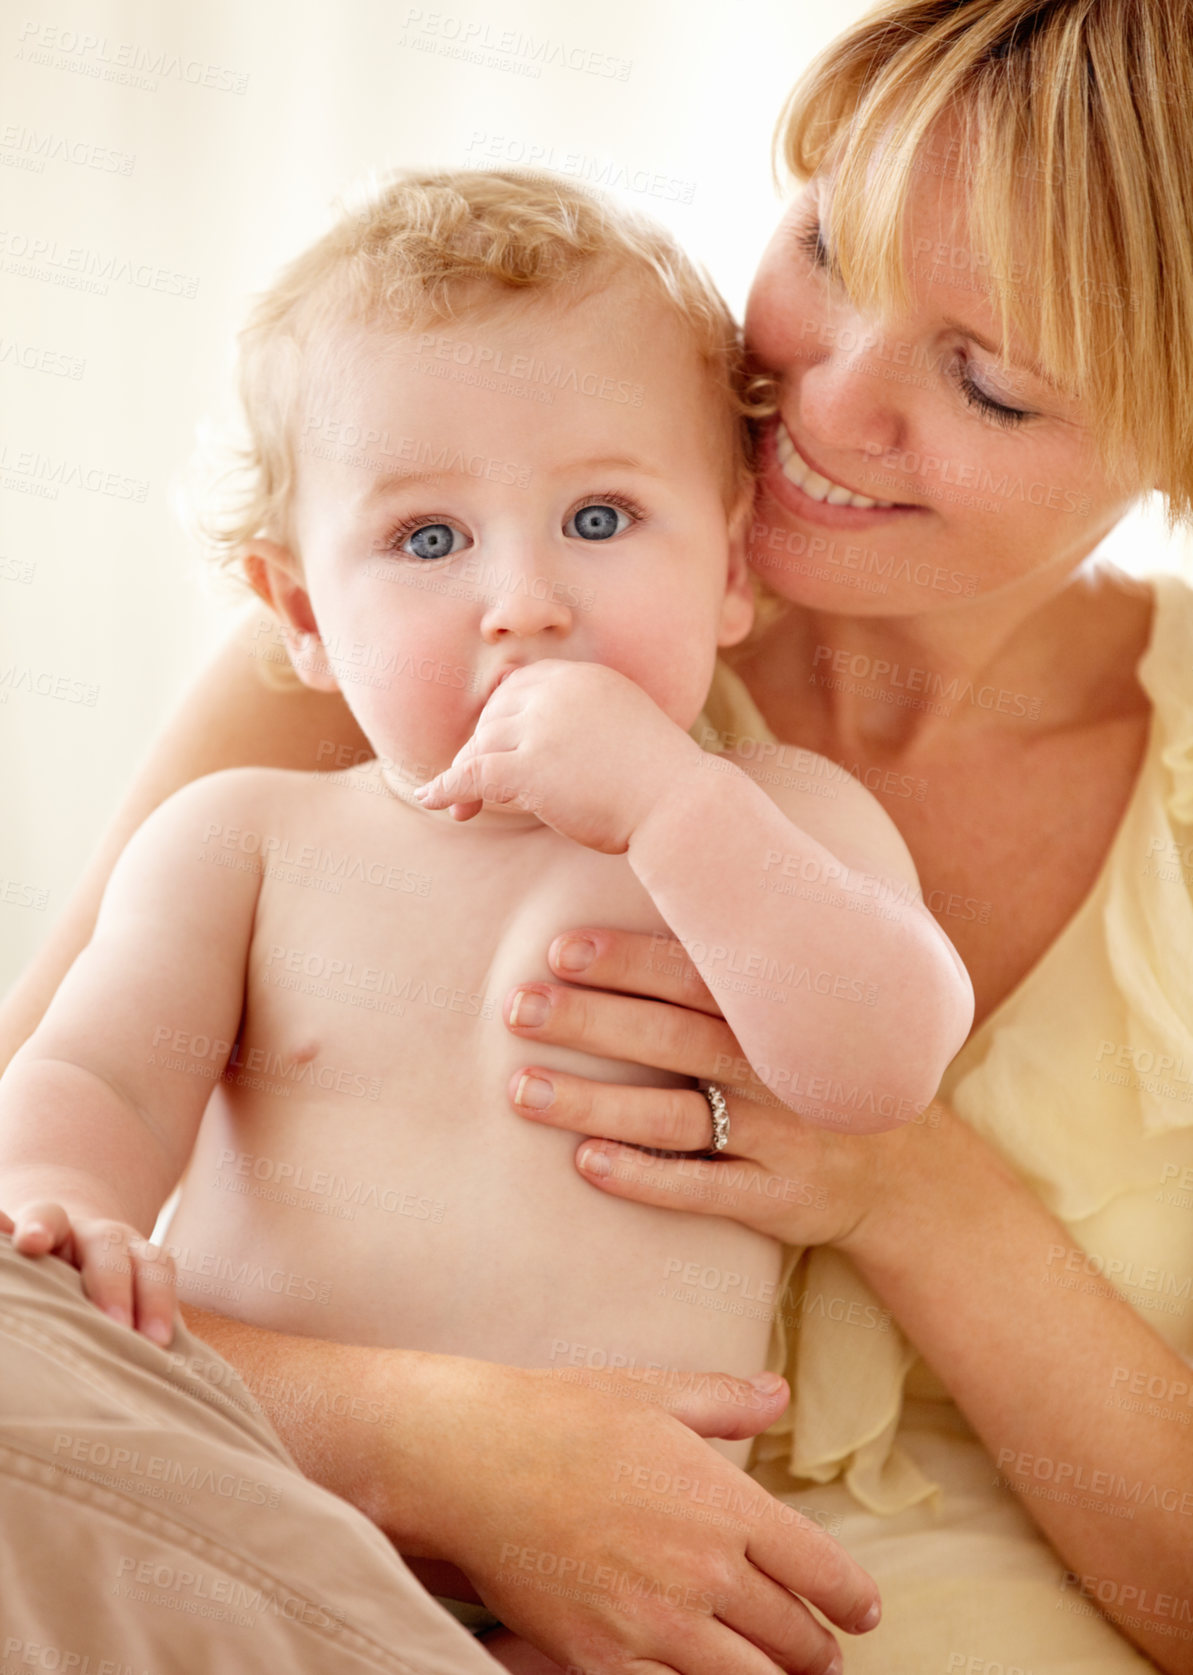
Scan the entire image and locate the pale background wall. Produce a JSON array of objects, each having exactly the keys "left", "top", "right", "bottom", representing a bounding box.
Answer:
[{"left": 0, "top": 0, "right": 1186, "bottom": 992}]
